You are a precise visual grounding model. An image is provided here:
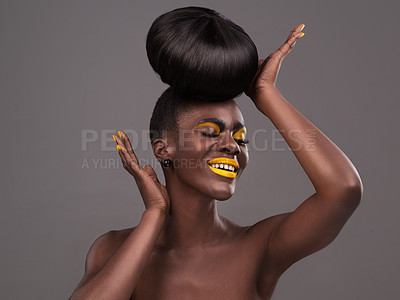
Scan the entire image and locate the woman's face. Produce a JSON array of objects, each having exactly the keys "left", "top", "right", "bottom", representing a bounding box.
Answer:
[{"left": 169, "top": 100, "right": 249, "bottom": 200}]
